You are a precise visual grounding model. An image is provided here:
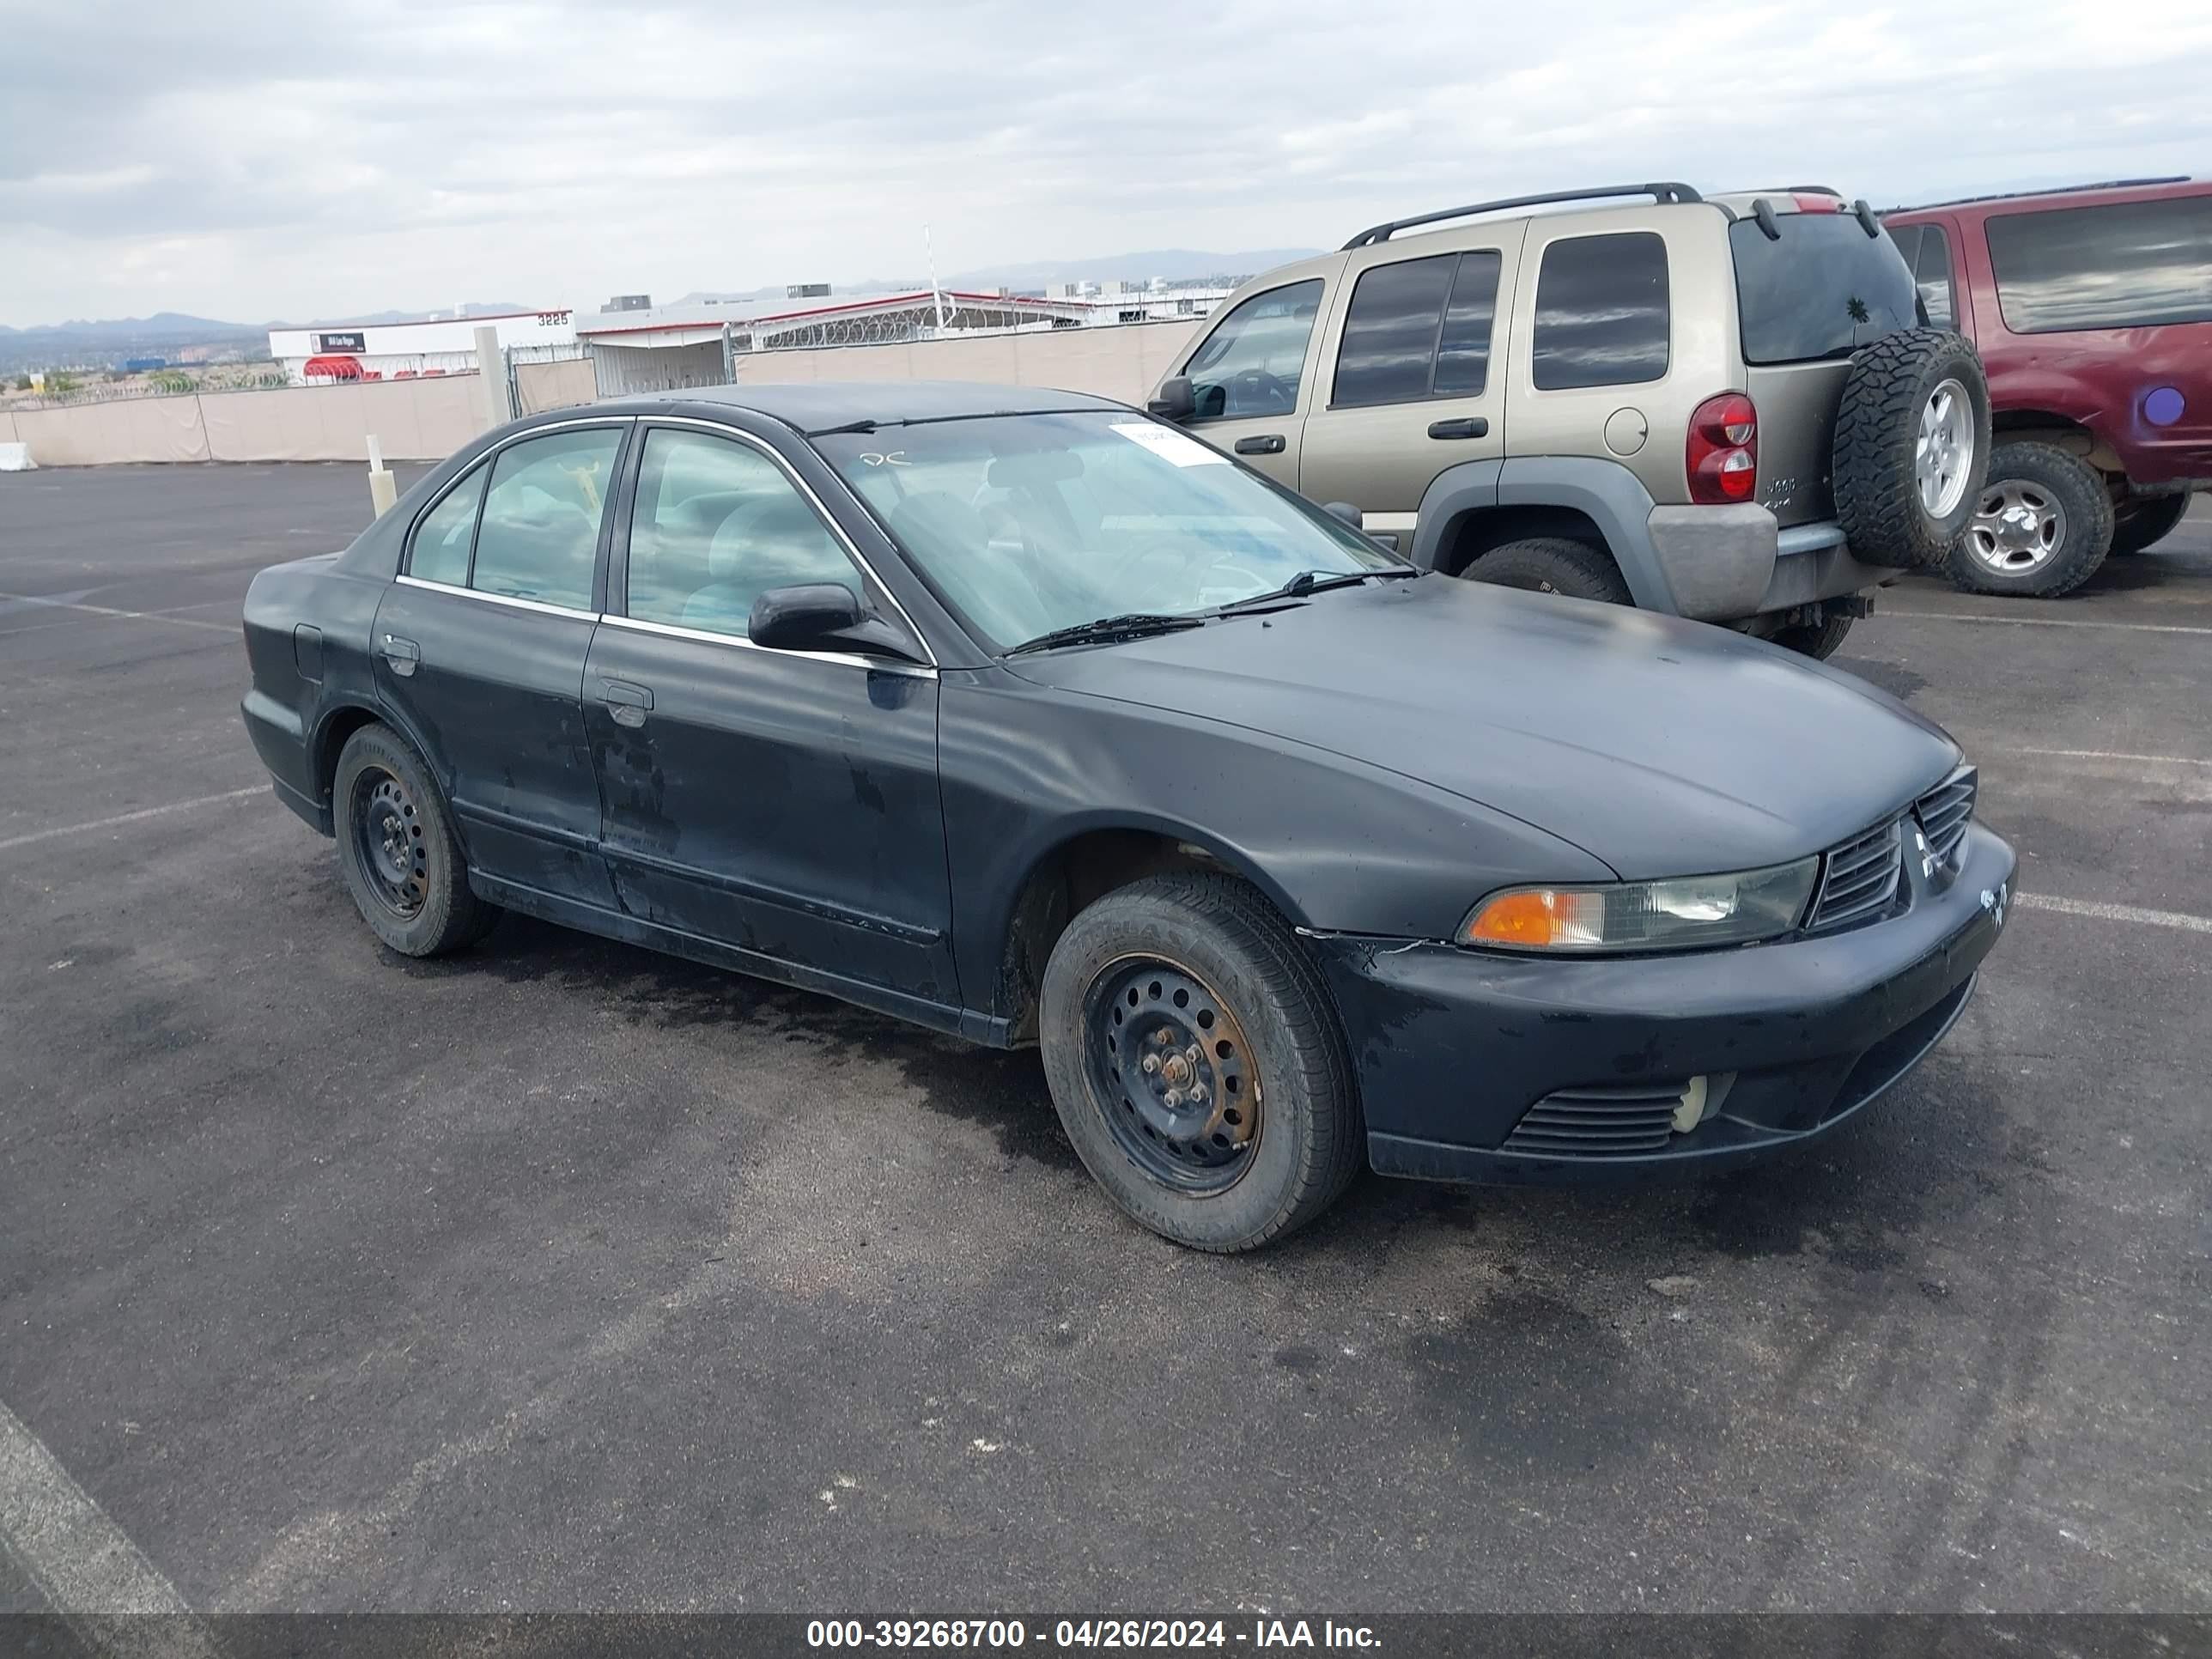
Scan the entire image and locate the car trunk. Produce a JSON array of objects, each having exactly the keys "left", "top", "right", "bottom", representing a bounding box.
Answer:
[{"left": 1728, "top": 211, "right": 1923, "bottom": 529}]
